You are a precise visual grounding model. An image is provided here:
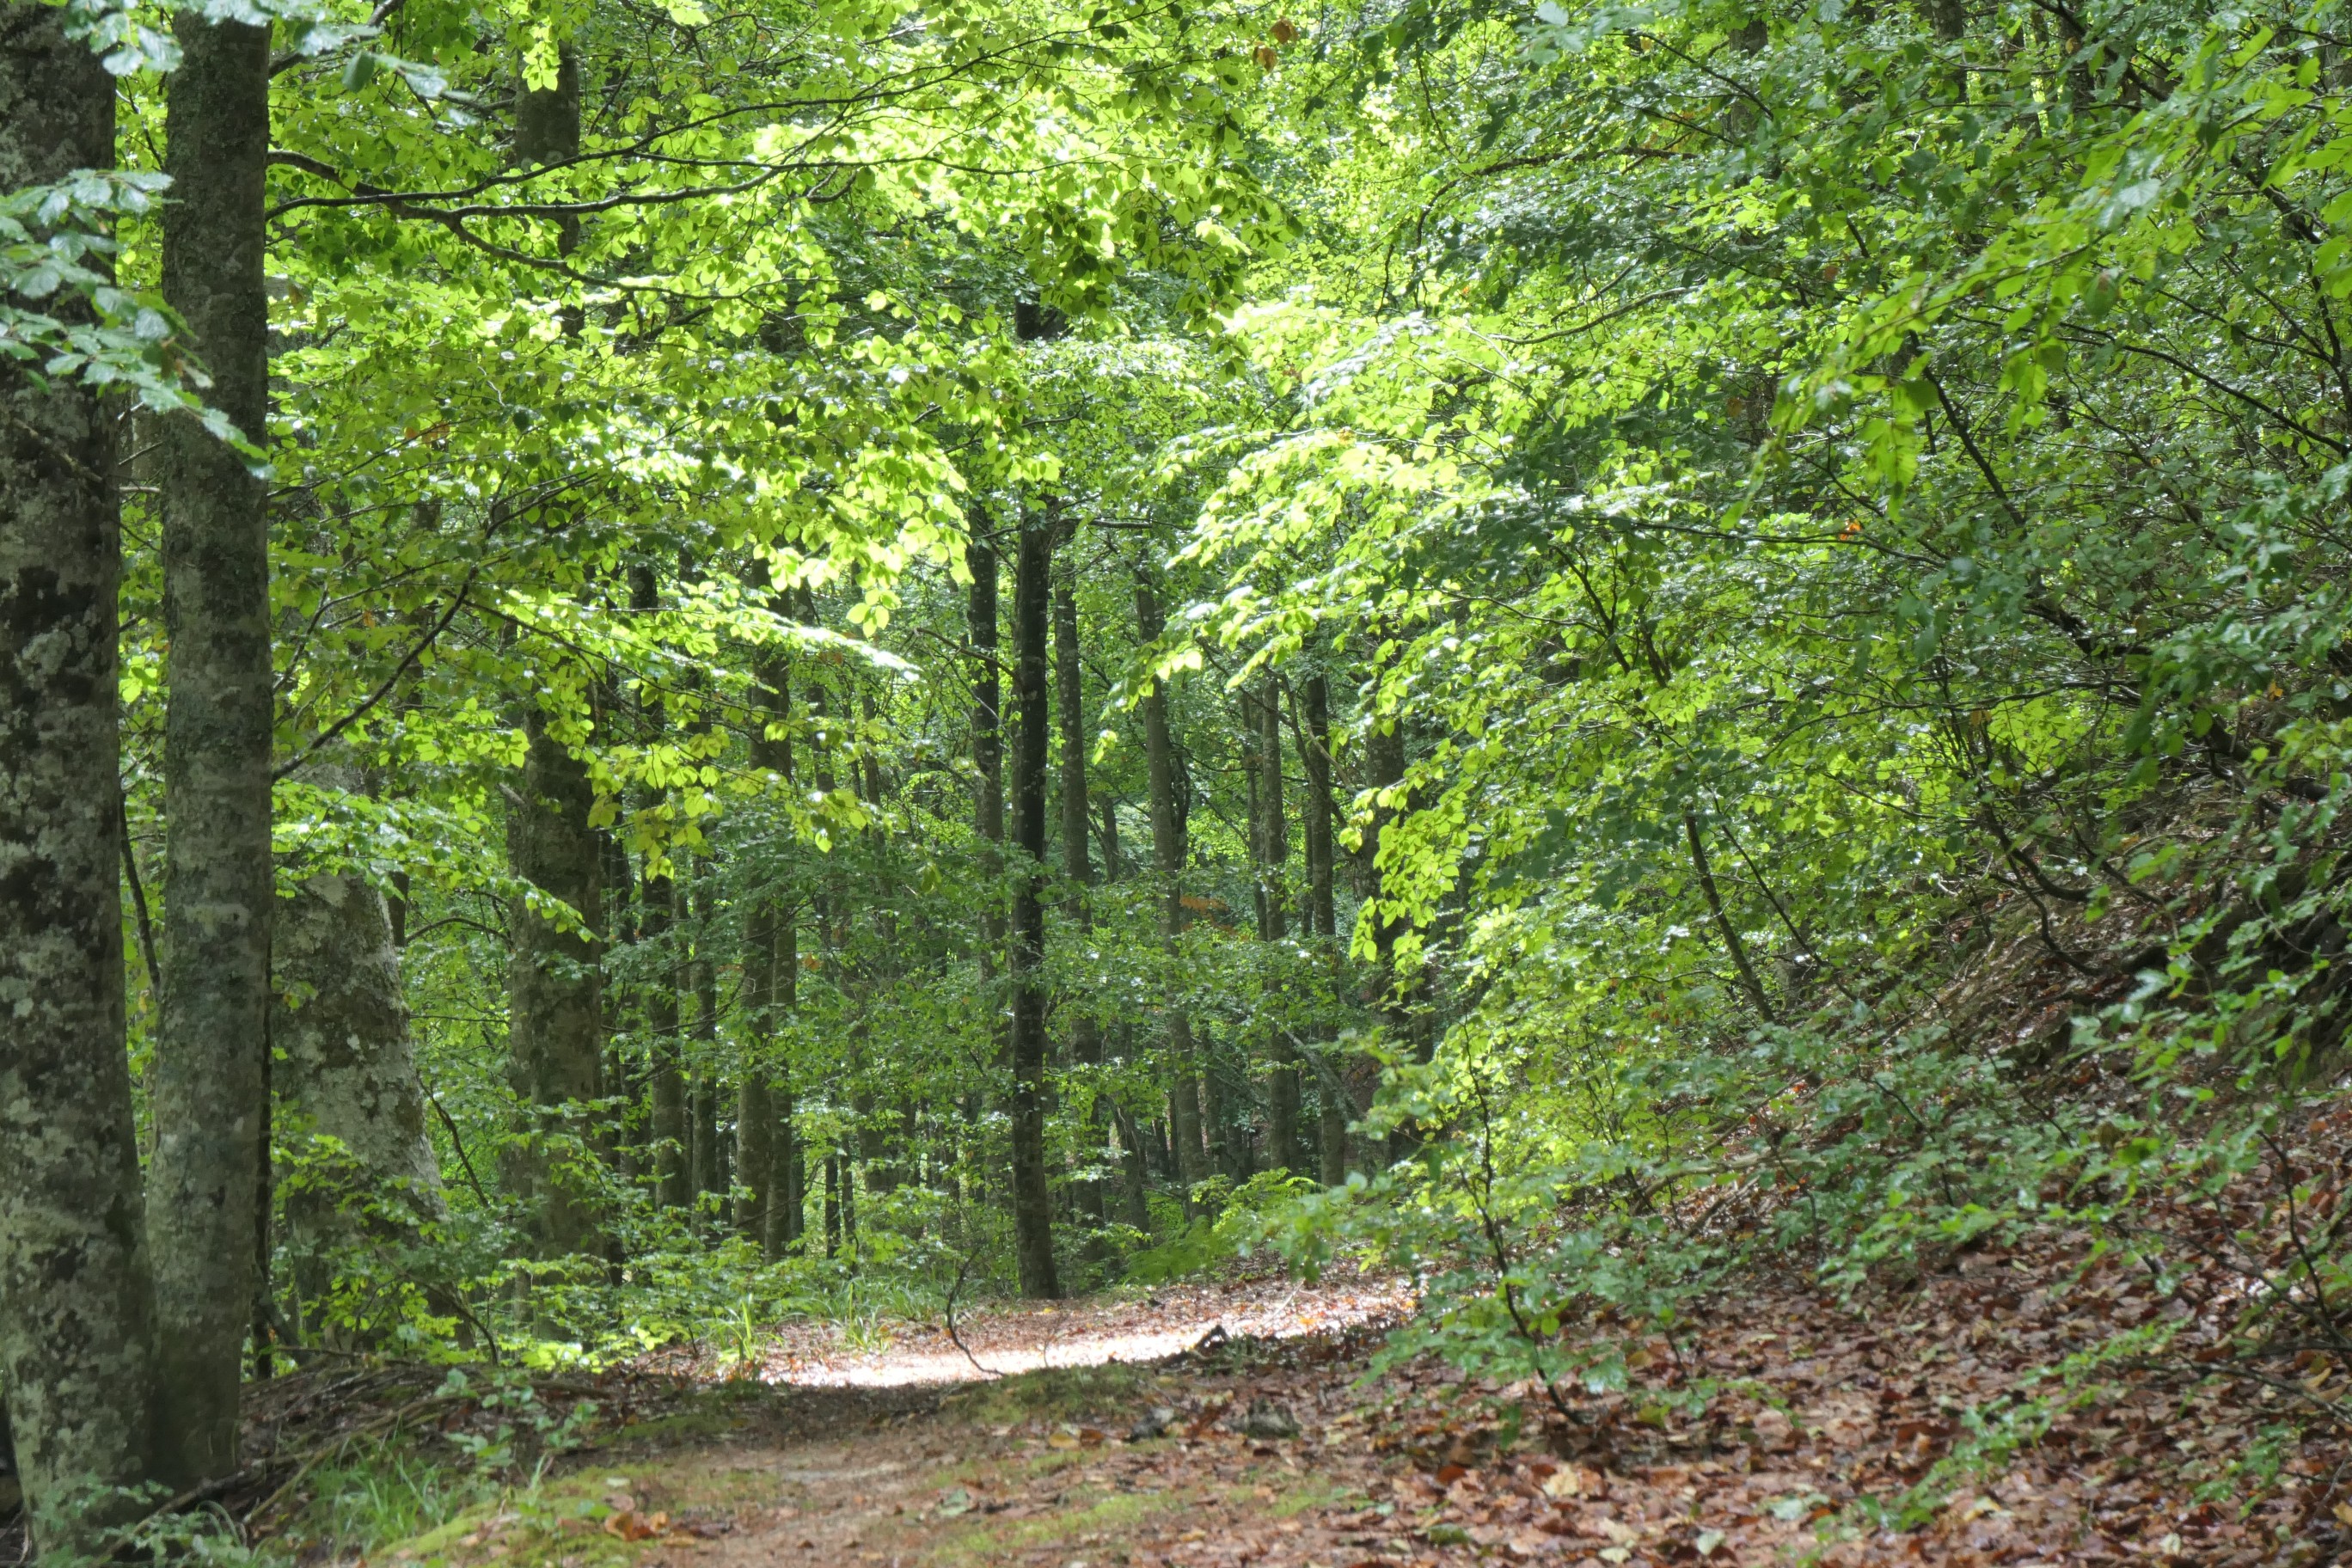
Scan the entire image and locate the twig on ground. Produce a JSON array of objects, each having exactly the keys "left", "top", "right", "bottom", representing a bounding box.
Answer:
[{"left": 945, "top": 1253, "right": 1001, "bottom": 1381}]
